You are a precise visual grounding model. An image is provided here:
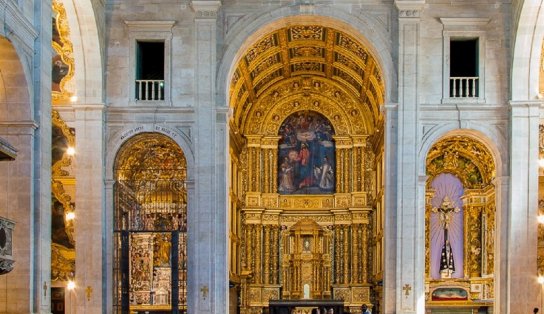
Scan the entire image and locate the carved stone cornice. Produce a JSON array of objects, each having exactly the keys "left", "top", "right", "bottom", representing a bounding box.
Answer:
[
  {"left": 395, "top": 0, "right": 425, "bottom": 19},
  {"left": 191, "top": 1, "right": 221, "bottom": 19}
]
